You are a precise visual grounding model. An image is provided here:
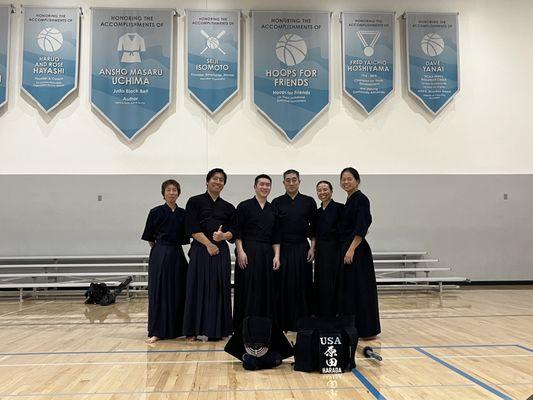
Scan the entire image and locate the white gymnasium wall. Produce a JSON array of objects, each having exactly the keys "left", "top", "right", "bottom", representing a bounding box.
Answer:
[{"left": 1, "top": 0, "right": 533, "bottom": 175}]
